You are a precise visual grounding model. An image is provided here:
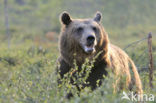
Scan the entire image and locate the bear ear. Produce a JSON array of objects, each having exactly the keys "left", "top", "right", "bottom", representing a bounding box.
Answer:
[
  {"left": 60, "top": 11, "right": 72, "bottom": 25},
  {"left": 93, "top": 11, "right": 102, "bottom": 23}
]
